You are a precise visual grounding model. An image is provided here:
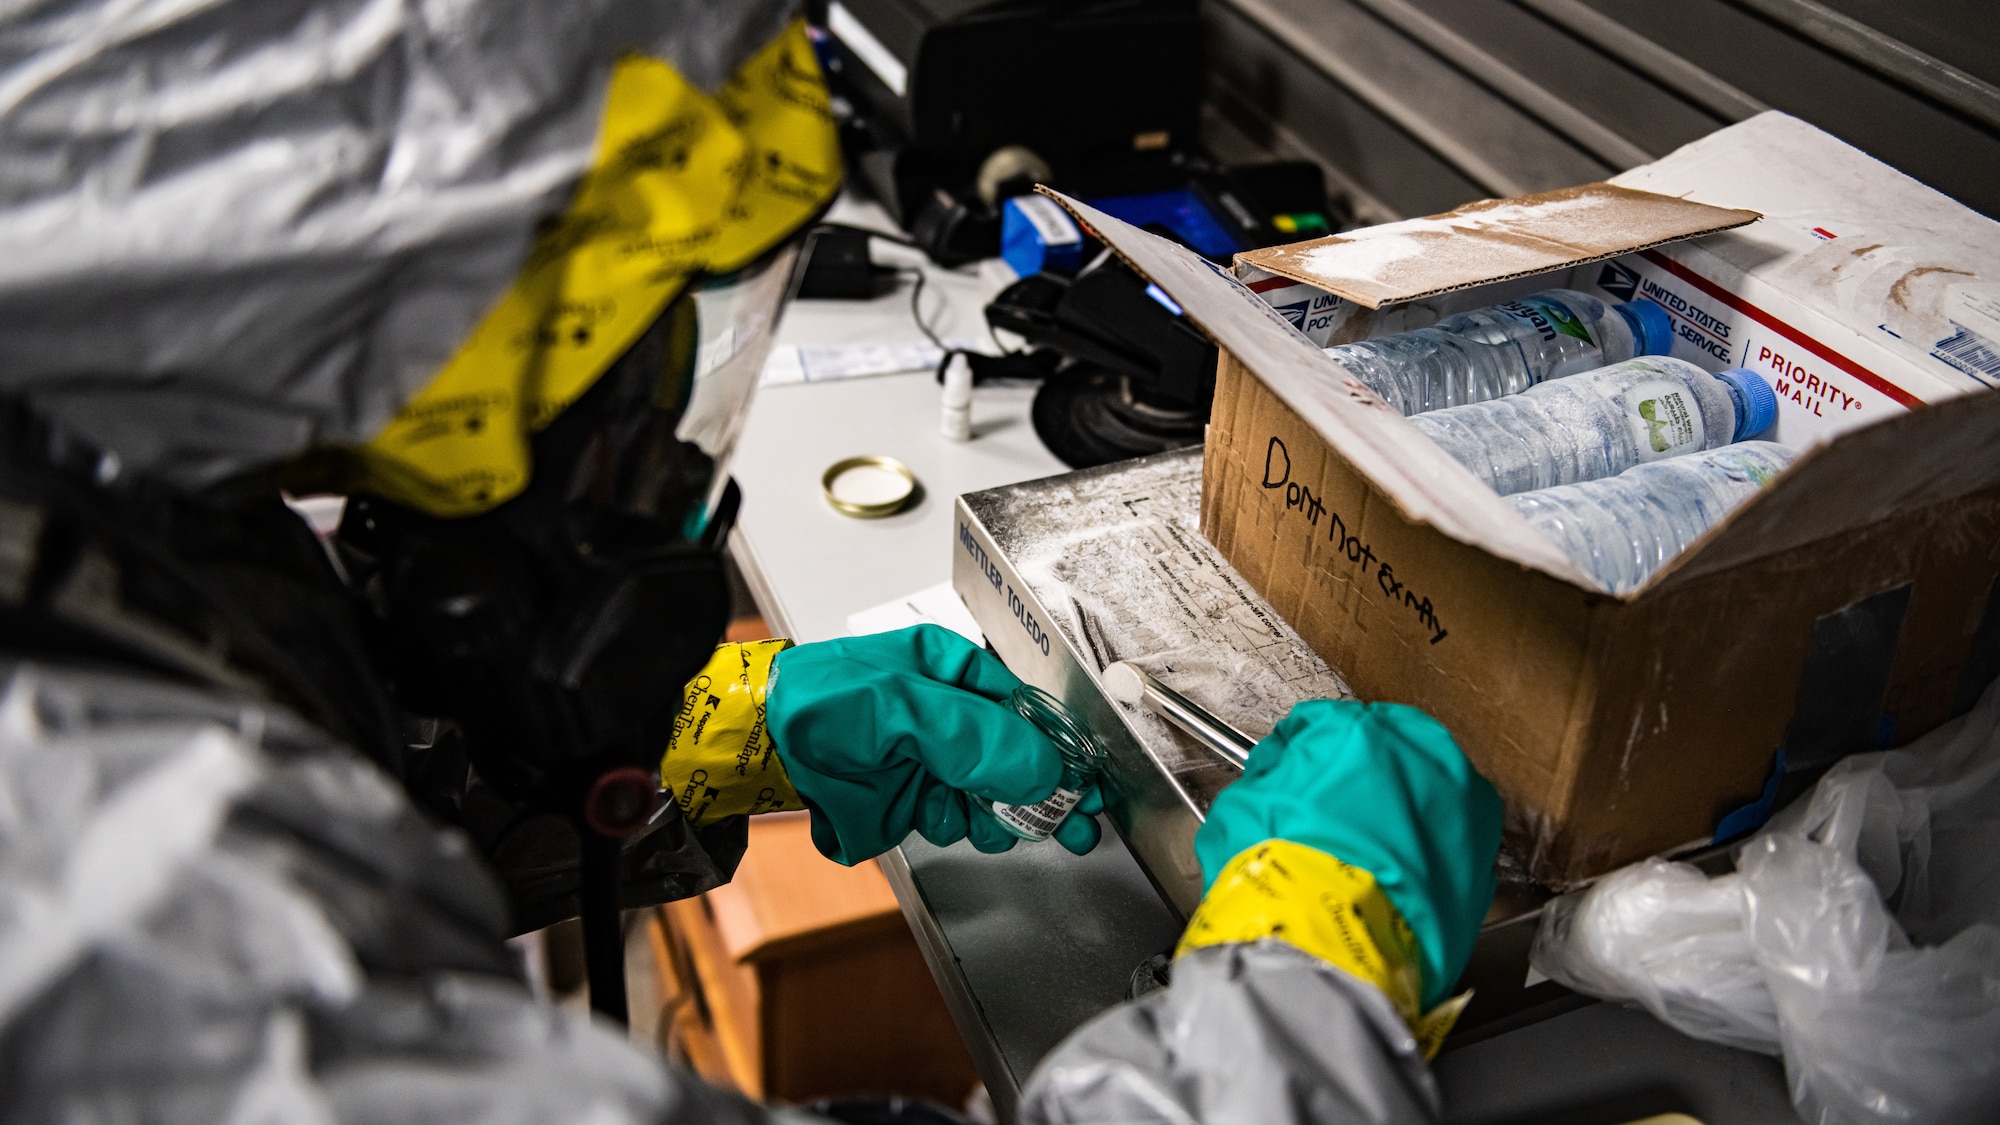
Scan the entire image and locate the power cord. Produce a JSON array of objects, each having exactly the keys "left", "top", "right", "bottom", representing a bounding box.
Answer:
[
  {"left": 810, "top": 222, "right": 1037, "bottom": 382},
  {"left": 876, "top": 265, "right": 967, "bottom": 387}
]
